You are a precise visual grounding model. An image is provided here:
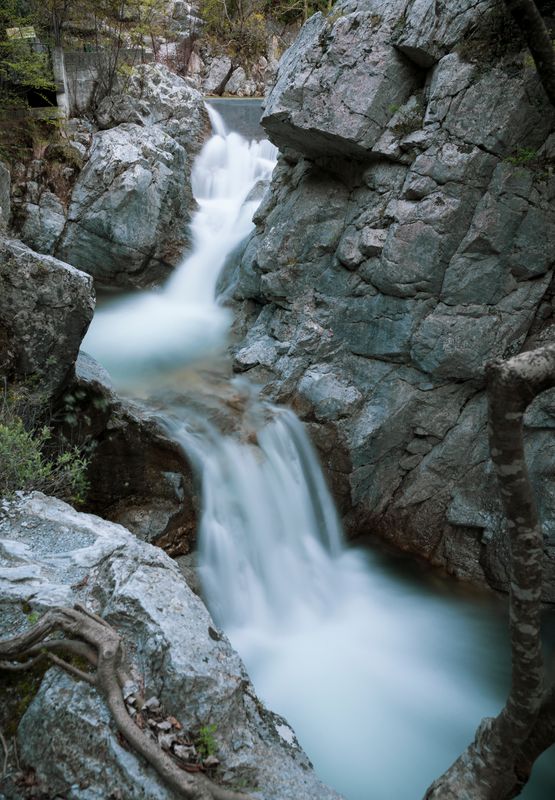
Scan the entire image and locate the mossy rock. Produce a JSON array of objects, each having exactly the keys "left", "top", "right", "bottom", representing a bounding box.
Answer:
[{"left": 44, "top": 141, "right": 83, "bottom": 170}]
